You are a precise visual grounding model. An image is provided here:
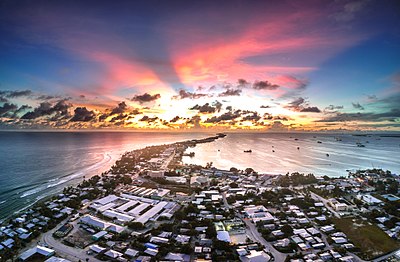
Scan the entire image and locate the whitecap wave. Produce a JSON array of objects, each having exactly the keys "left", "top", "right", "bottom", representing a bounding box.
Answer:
[{"left": 20, "top": 152, "right": 113, "bottom": 198}]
